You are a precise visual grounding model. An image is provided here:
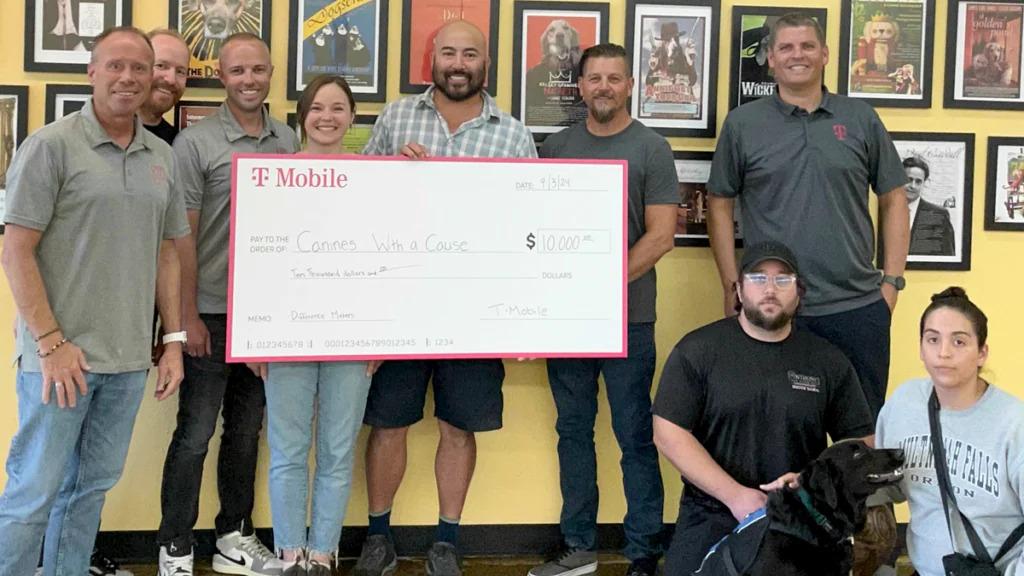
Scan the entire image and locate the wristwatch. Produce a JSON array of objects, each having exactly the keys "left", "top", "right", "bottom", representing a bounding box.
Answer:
[
  {"left": 162, "top": 331, "right": 188, "bottom": 345},
  {"left": 881, "top": 275, "right": 906, "bottom": 291}
]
